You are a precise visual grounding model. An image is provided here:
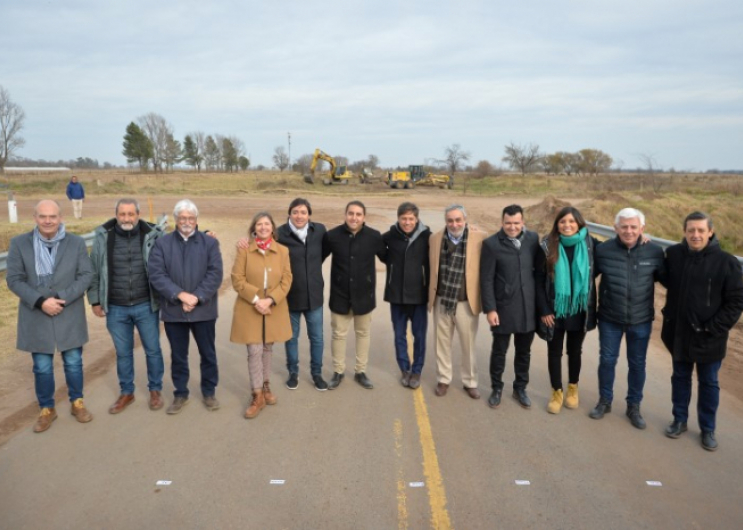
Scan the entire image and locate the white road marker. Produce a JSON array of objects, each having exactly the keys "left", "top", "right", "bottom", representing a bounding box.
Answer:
[
  {"left": 270, "top": 479, "right": 286, "bottom": 485},
  {"left": 646, "top": 481, "right": 662, "bottom": 487},
  {"left": 155, "top": 480, "right": 172, "bottom": 486},
  {"left": 515, "top": 480, "right": 531, "bottom": 486},
  {"left": 409, "top": 481, "right": 425, "bottom": 488}
]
